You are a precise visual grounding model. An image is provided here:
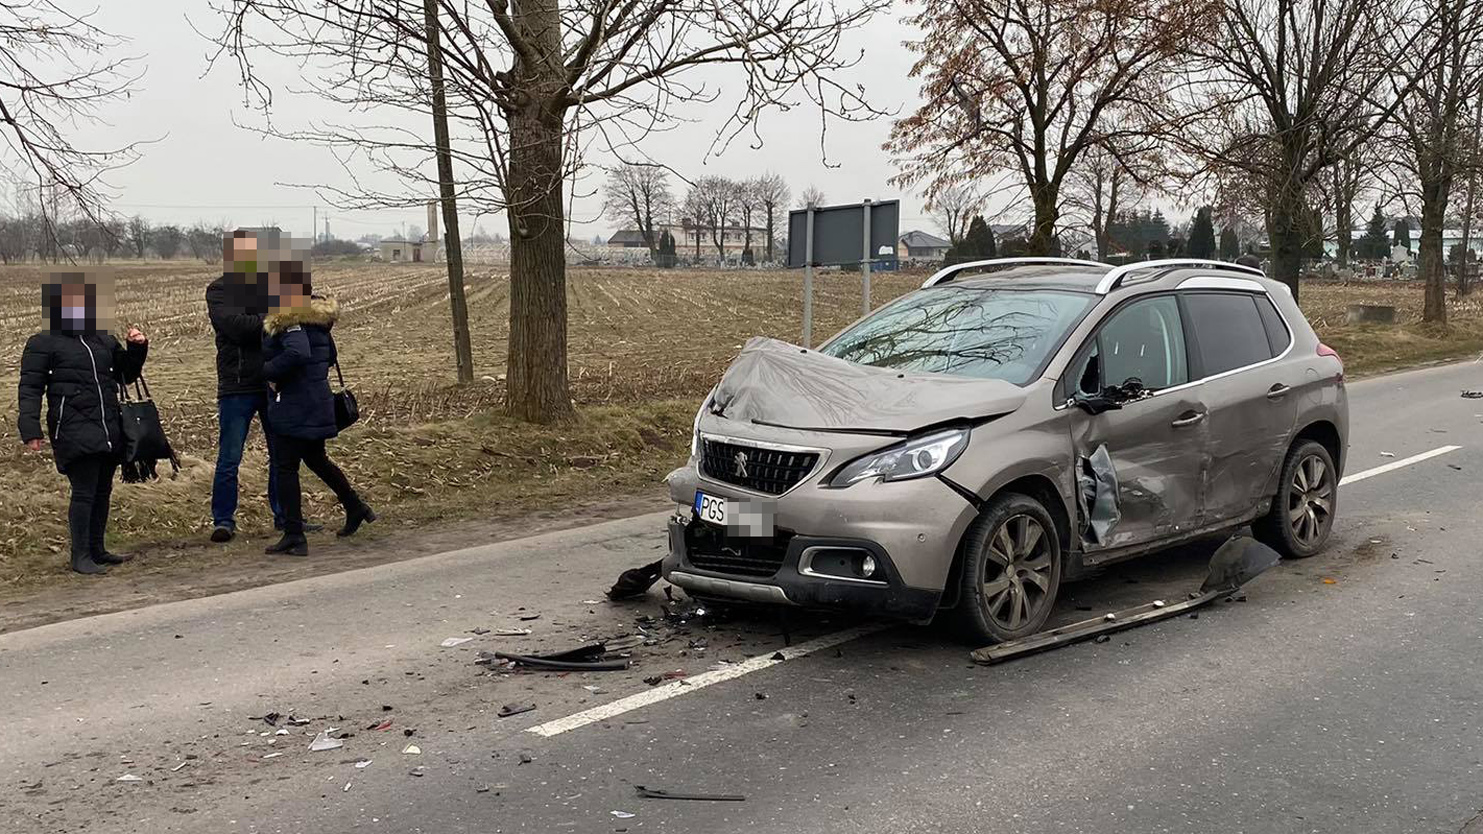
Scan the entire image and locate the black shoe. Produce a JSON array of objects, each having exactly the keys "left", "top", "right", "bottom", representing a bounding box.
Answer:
[
  {"left": 92, "top": 551, "right": 133, "bottom": 565},
  {"left": 264, "top": 534, "right": 309, "bottom": 556},
  {"left": 275, "top": 522, "right": 324, "bottom": 533},
  {"left": 338, "top": 505, "right": 377, "bottom": 538},
  {"left": 210, "top": 526, "right": 235, "bottom": 543},
  {"left": 70, "top": 556, "right": 108, "bottom": 575}
]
